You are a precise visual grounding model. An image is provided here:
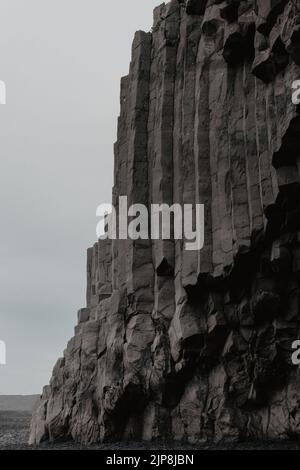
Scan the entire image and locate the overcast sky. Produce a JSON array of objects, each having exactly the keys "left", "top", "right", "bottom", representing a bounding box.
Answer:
[{"left": 0, "top": 0, "right": 159, "bottom": 395}]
